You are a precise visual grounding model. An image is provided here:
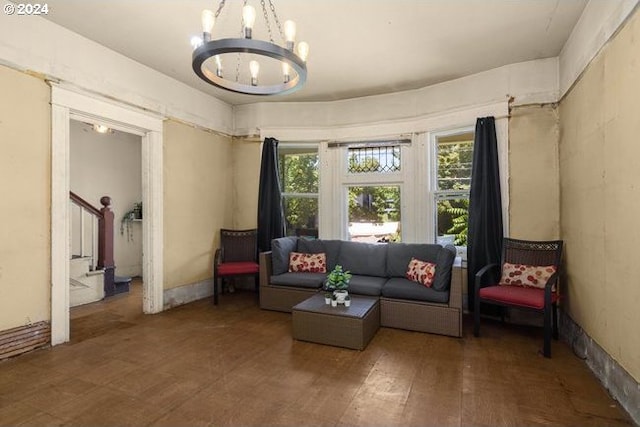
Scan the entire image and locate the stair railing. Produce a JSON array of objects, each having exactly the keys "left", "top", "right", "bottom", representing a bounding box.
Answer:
[{"left": 69, "top": 192, "right": 115, "bottom": 296}]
